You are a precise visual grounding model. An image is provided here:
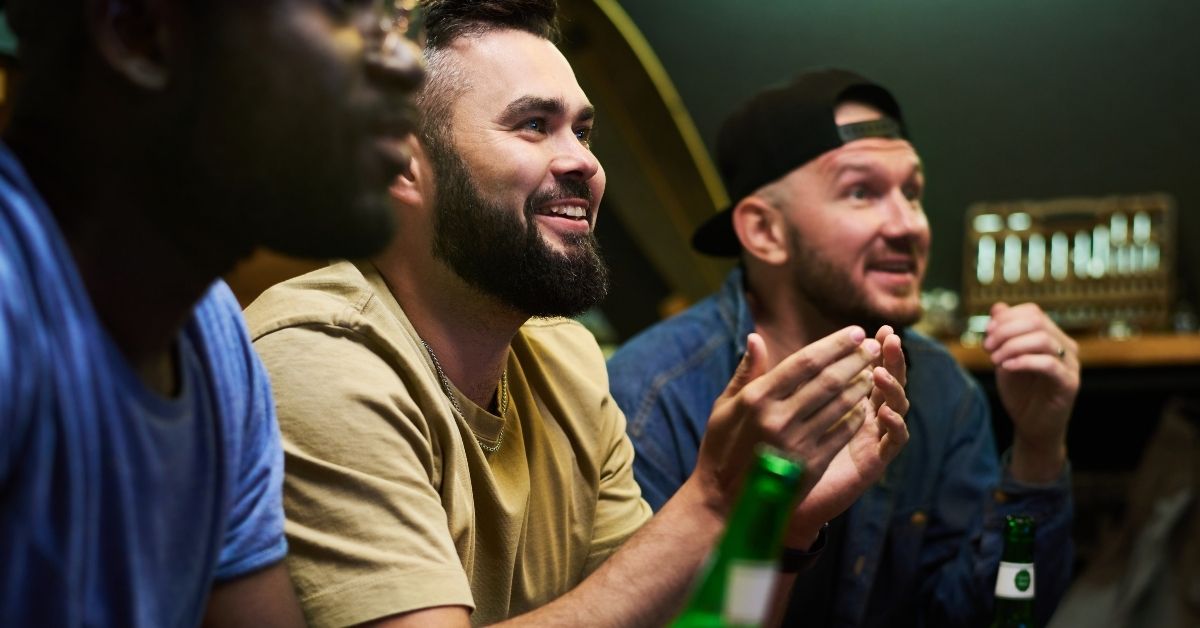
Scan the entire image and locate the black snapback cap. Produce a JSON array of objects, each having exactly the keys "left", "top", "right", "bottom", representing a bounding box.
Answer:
[{"left": 692, "top": 68, "right": 908, "bottom": 257}]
